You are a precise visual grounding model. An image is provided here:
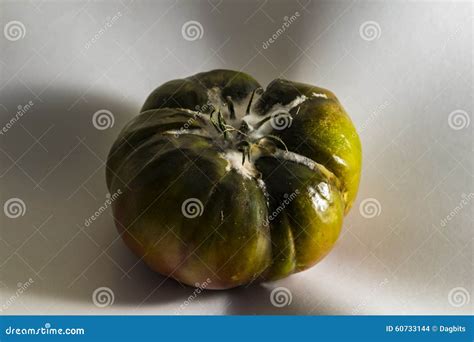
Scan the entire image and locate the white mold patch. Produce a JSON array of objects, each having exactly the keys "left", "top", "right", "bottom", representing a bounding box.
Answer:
[
  {"left": 220, "top": 150, "right": 258, "bottom": 180},
  {"left": 312, "top": 92, "right": 328, "bottom": 99}
]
